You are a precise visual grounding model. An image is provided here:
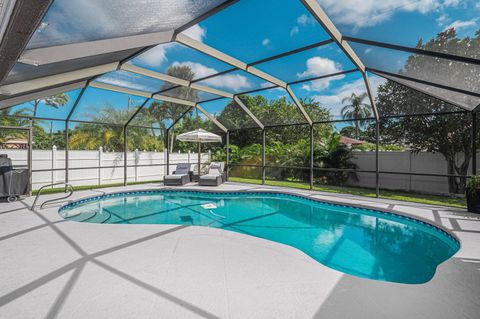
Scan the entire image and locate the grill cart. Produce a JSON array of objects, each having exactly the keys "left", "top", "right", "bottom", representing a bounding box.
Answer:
[{"left": 0, "top": 154, "right": 30, "bottom": 202}]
